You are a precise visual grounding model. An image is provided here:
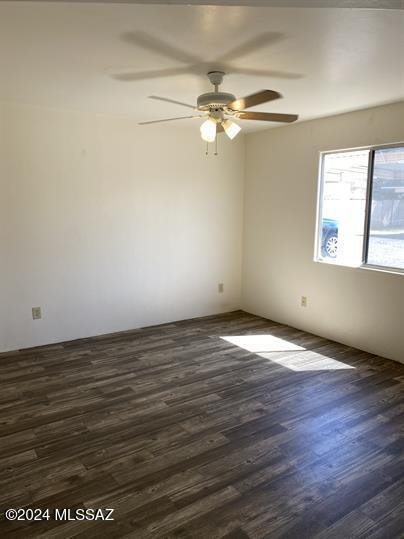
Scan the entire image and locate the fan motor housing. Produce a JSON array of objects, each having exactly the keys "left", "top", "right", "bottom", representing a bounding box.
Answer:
[{"left": 197, "top": 92, "right": 236, "bottom": 111}]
